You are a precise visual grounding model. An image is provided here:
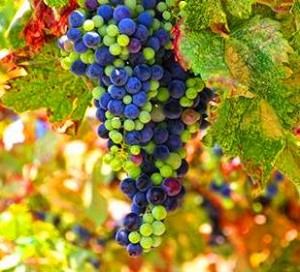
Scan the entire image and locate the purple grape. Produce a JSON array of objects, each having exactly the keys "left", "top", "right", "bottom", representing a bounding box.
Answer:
[
  {"left": 136, "top": 174, "right": 152, "bottom": 192},
  {"left": 124, "top": 104, "right": 140, "bottom": 119},
  {"left": 69, "top": 10, "right": 85, "bottom": 27},
  {"left": 115, "top": 229, "right": 130, "bottom": 246},
  {"left": 137, "top": 12, "right": 153, "bottom": 28},
  {"left": 133, "top": 191, "right": 148, "bottom": 207},
  {"left": 107, "top": 100, "right": 125, "bottom": 116},
  {"left": 146, "top": 187, "right": 167, "bottom": 205},
  {"left": 162, "top": 178, "right": 182, "bottom": 196},
  {"left": 110, "top": 68, "right": 128, "bottom": 86},
  {"left": 127, "top": 243, "right": 143, "bottom": 257},
  {"left": 123, "top": 213, "right": 142, "bottom": 231},
  {"left": 113, "top": 5, "right": 132, "bottom": 22},
  {"left": 83, "top": 32, "right": 101, "bottom": 48},
  {"left": 128, "top": 38, "right": 142, "bottom": 53},
  {"left": 70, "top": 60, "right": 87, "bottom": 75},
  {"left": 125, "top": 77, "right": 142, "bottom": 94},
  {"left": 120, "top": 178, "right": 137, "bottom": 198},
  {"left": 153, "top": 145, "right": 170, "bottom": 160},
  {"left": 118, "top": 18, "right": 136, "bottom": 36},
  {"left": 97, "top": 5, "right": 113, "bottom": 21},
  {"left": 125, "top": 131, "right": 141, "bottom": 145},
  {"left": 67, "top": 28, "right": 81, "bottom": 42}
]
